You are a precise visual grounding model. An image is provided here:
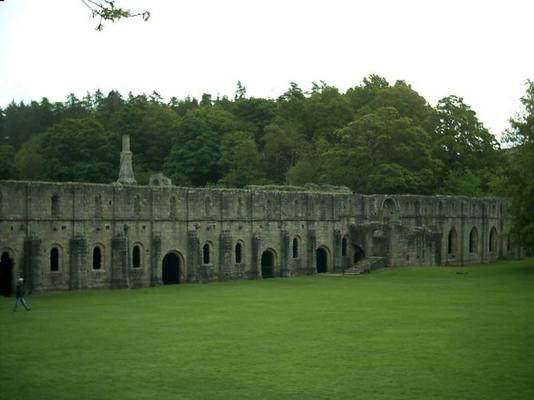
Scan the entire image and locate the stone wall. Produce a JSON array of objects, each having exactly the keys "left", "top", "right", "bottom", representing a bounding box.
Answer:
[{"left": 0, "top": 180, "right": 520, "bottom": 293}]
